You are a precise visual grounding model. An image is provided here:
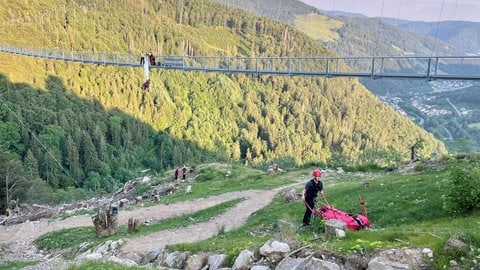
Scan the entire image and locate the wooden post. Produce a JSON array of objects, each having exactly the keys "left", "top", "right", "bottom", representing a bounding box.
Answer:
[{"left": 127, "top": 218, "right": 139, "bottom": 233}]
